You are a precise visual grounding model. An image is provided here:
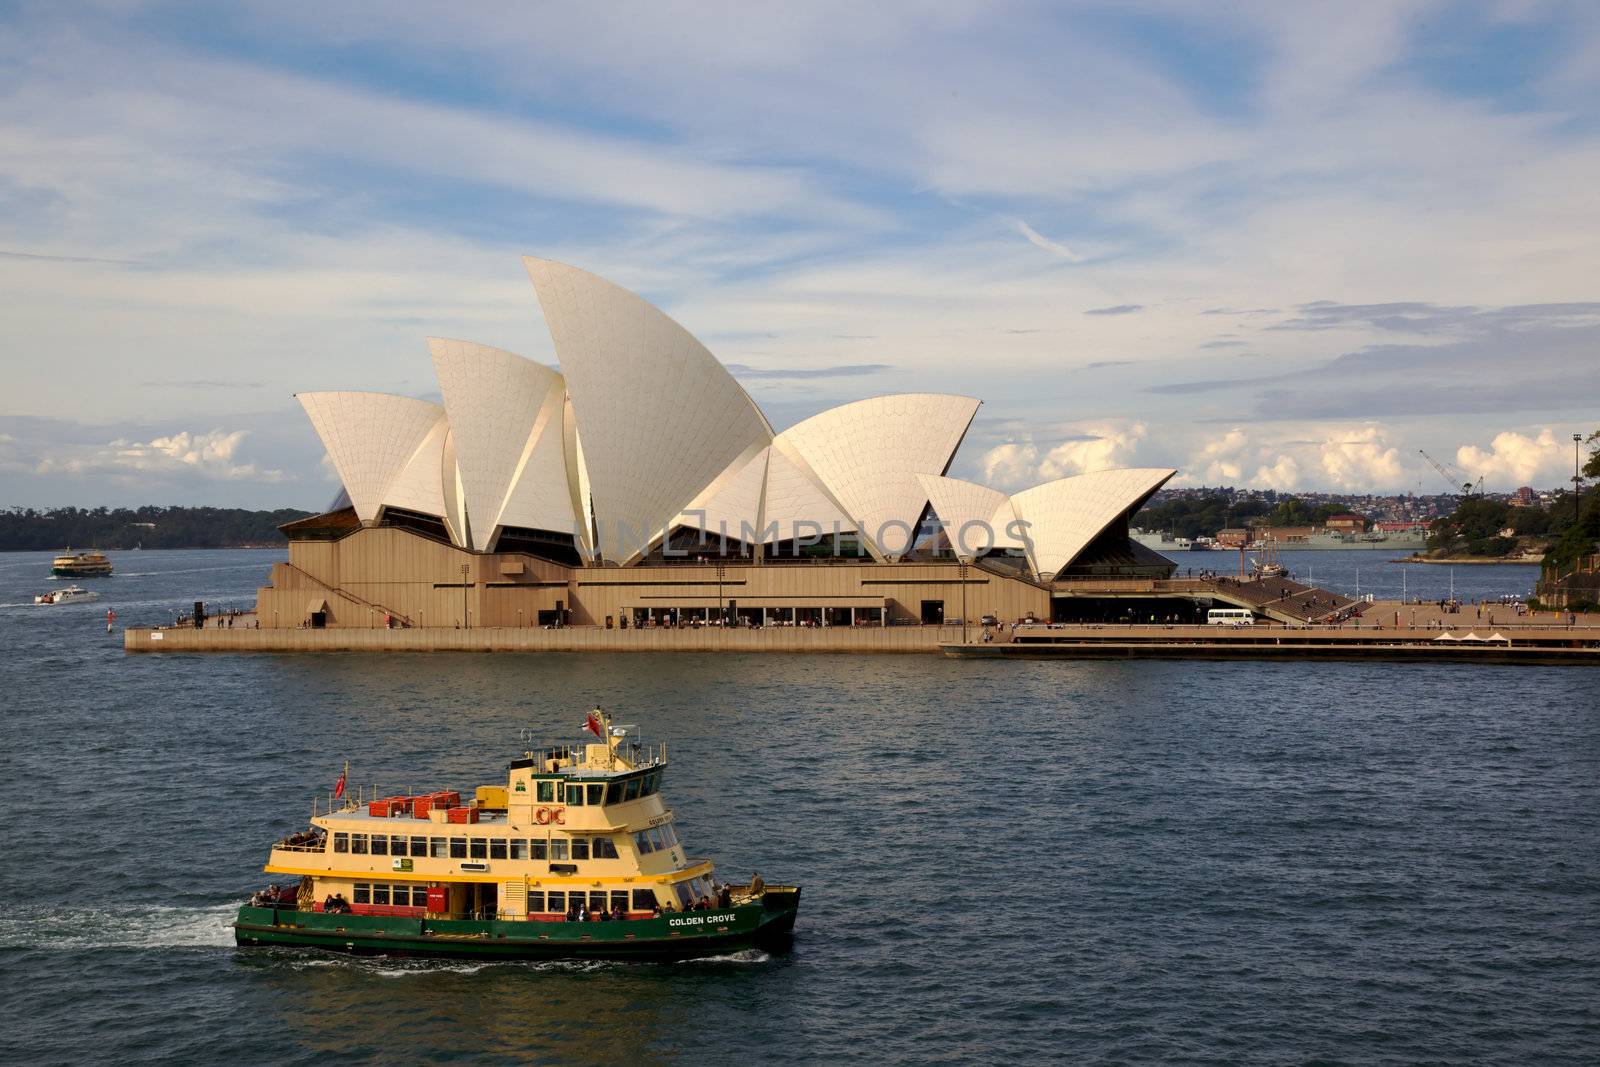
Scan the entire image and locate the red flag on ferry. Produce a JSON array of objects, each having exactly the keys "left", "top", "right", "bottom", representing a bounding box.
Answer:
[
  {"left": 333, "top": 761, "right": 347, "bottom": 799},
  {"left": 583, "top": 712, "right": 603, "bottom": 738}
]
